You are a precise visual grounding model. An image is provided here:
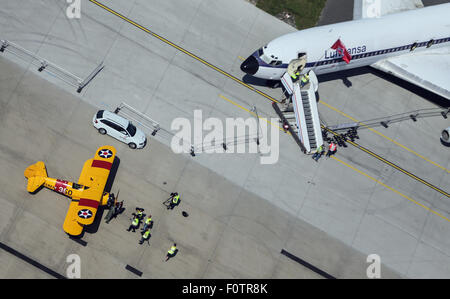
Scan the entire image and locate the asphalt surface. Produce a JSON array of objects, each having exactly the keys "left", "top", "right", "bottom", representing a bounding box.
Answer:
[{"left": 0, "top": 0, "right": 449, "bottom": 279}]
